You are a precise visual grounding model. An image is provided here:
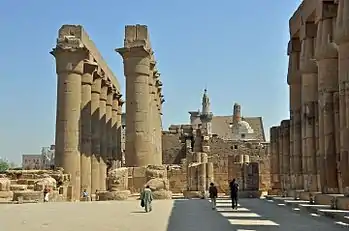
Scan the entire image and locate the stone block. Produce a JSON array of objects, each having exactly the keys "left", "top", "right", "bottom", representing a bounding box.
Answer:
[
  {"left": 299, "top": 191, "right": 320, "bottom": 201},
  {"left": 34, "top": 177, "right": 56, "bottom": 191},
  {"left": 10, "top": 184, "right": 27, "bottom": 191},
  {"left": 152, "top": 190, "right": 172, "bottom": 199},
  {"left": 0, "top": 191, "right": 13, "bottom": 200},
  {"left": 107, "top": 167, "right": 128, "bottom": 191},
  {"left": 145, "top": 165, "right": 167, "bottom": 180},
  {"left": 13, "top": 191, "right": 42, "bottom": 201},
  {"left": 130, "top": 167, "right": 147, "bottom": 178},
  {"left": 183, "top": 190, "right": 206, "bottom": 199},
  {"left": 0, "top": 178, "right": 11, "bottom": 191},
  {"left": 315, "top": 193, "right": 343, "bottom": 206},
  {"left": 98, "top": 190, "right": 131, "bottom": 201},
  {"left": 336, "top": 196, "right": 349, "bottom": 210},
  {"left": 146, "top": 178, "right": 169, "bottom": 191}
]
